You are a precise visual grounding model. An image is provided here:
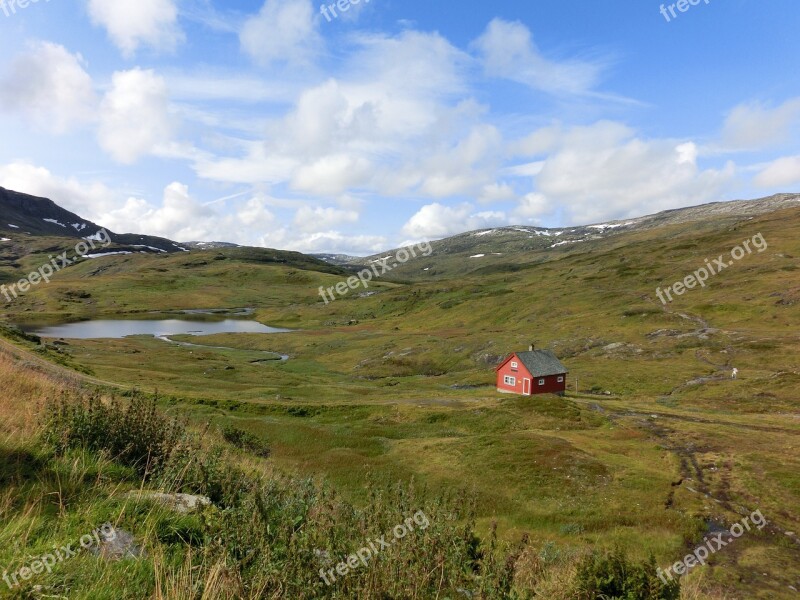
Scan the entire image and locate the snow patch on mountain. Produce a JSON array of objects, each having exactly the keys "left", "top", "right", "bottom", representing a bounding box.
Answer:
[
  {"left": 84, "top": 251, "right": 133, "bottom": 259},
  {"left": 588, "top": 221, "right": 635, "bottom": 230}
]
